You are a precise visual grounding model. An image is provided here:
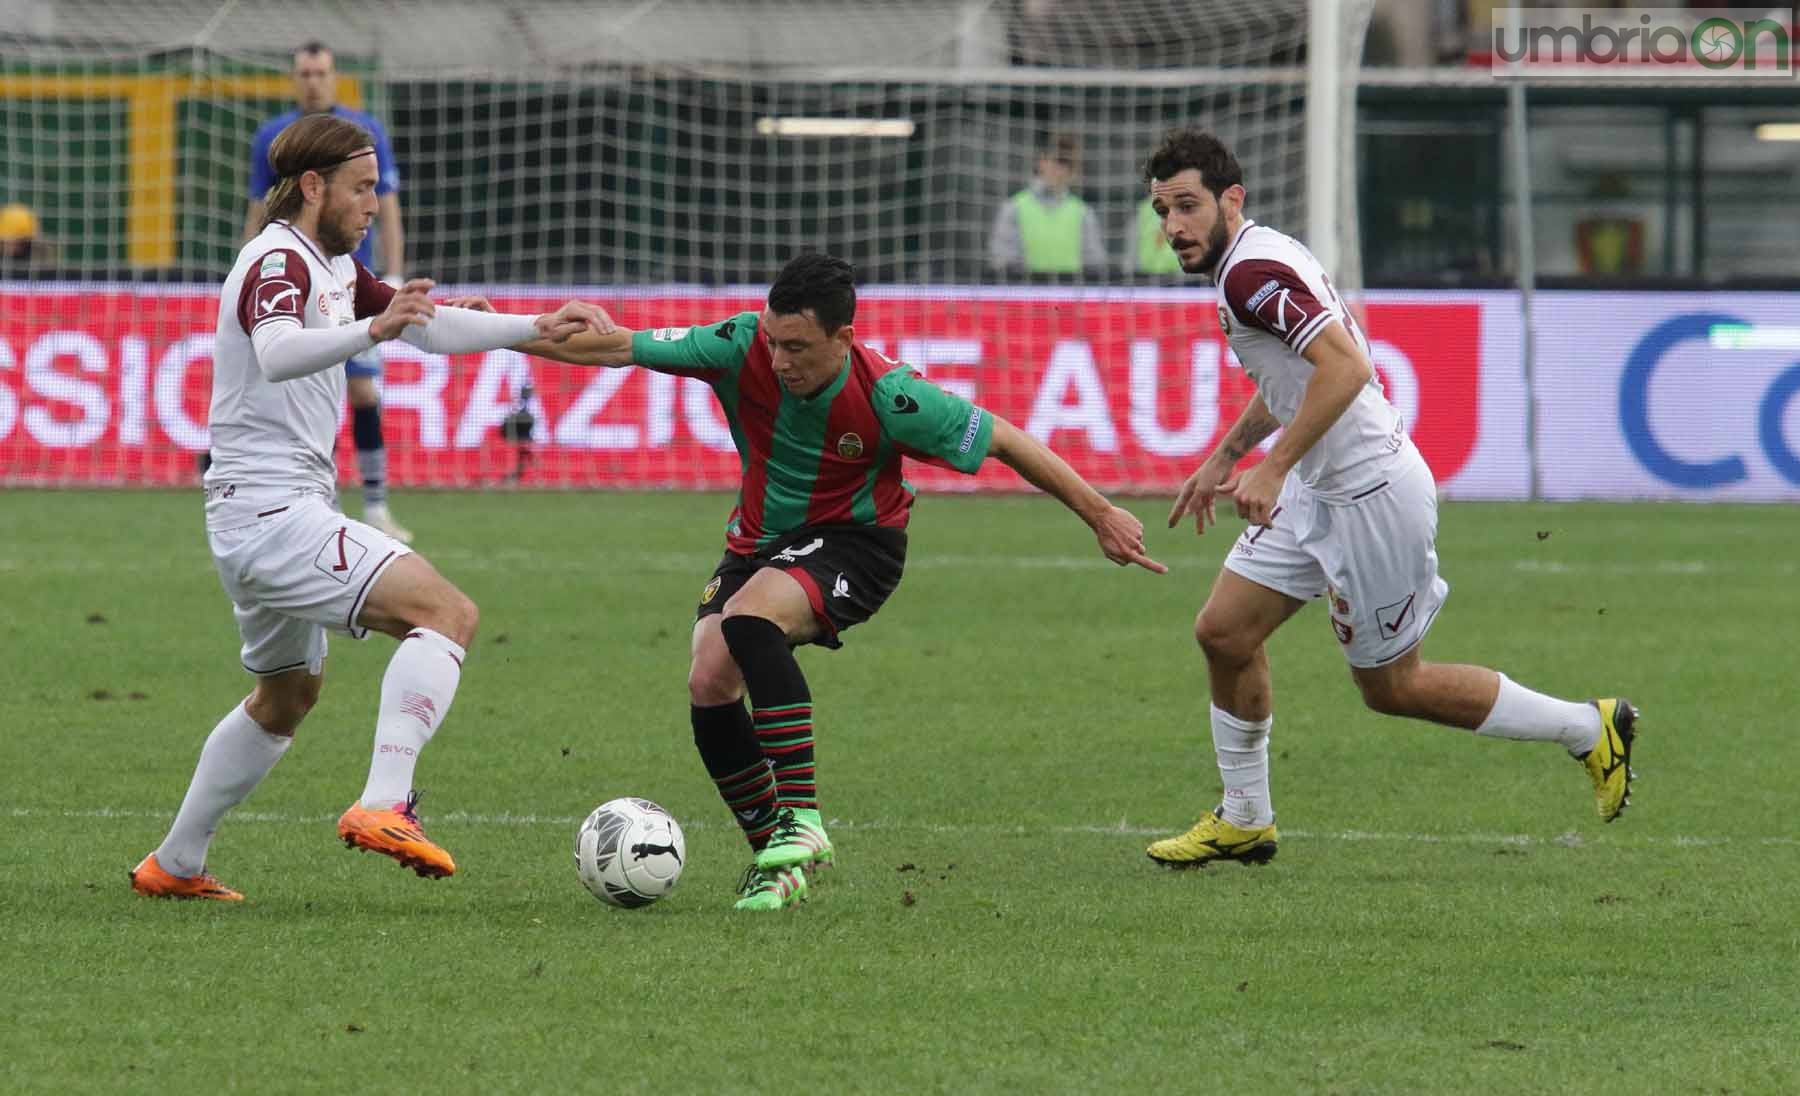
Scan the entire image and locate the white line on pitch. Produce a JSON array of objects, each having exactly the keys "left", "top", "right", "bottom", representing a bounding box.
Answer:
[
  {"left": 21, "top": 554, "right": 1793, "bottom": 578},
  {"left": 8, "top": 805, "right": 1796, "bottom": 850},
  {"left": 0, "top": 551, "right": 1180, "bottom": 575},
  {"left": 1511, "top": 559, "right": 1798, "bottom": 576}
]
